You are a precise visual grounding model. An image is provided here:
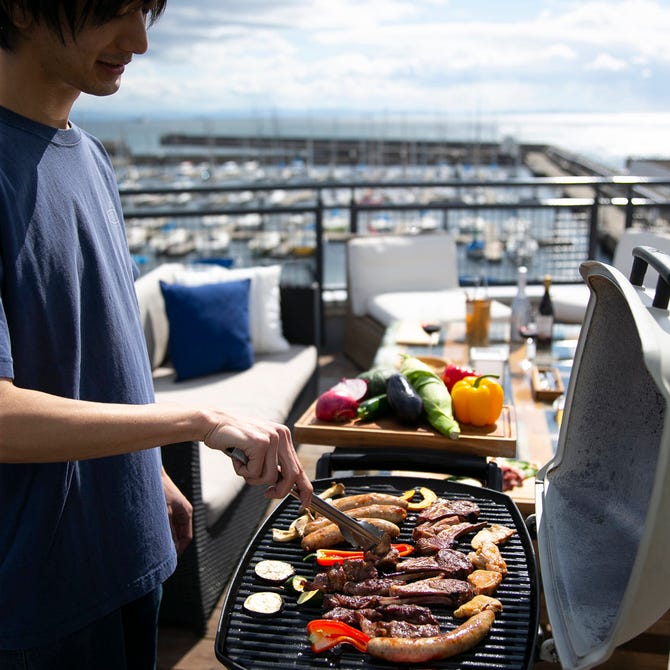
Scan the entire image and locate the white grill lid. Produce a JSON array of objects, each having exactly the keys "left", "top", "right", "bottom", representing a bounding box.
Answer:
[{"left": 535, "top": 246, "right": 670, "bottom": 670}]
